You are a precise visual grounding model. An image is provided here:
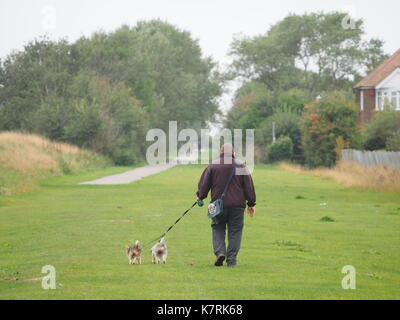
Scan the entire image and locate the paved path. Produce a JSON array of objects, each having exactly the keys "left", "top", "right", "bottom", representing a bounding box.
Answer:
[{"left": 79, "top": 162, "right": 178, "bottom": 185}]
